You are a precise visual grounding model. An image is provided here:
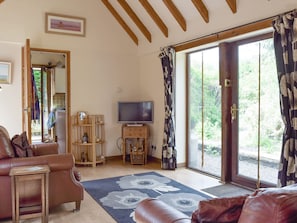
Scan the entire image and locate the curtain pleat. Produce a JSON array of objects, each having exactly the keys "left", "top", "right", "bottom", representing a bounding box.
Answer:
[
  {"left": 273, "top": 10, "right": 297, "bottom": 187},
  {"left": 159, "top": 47, "right": 177, "bottom": 170}
]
